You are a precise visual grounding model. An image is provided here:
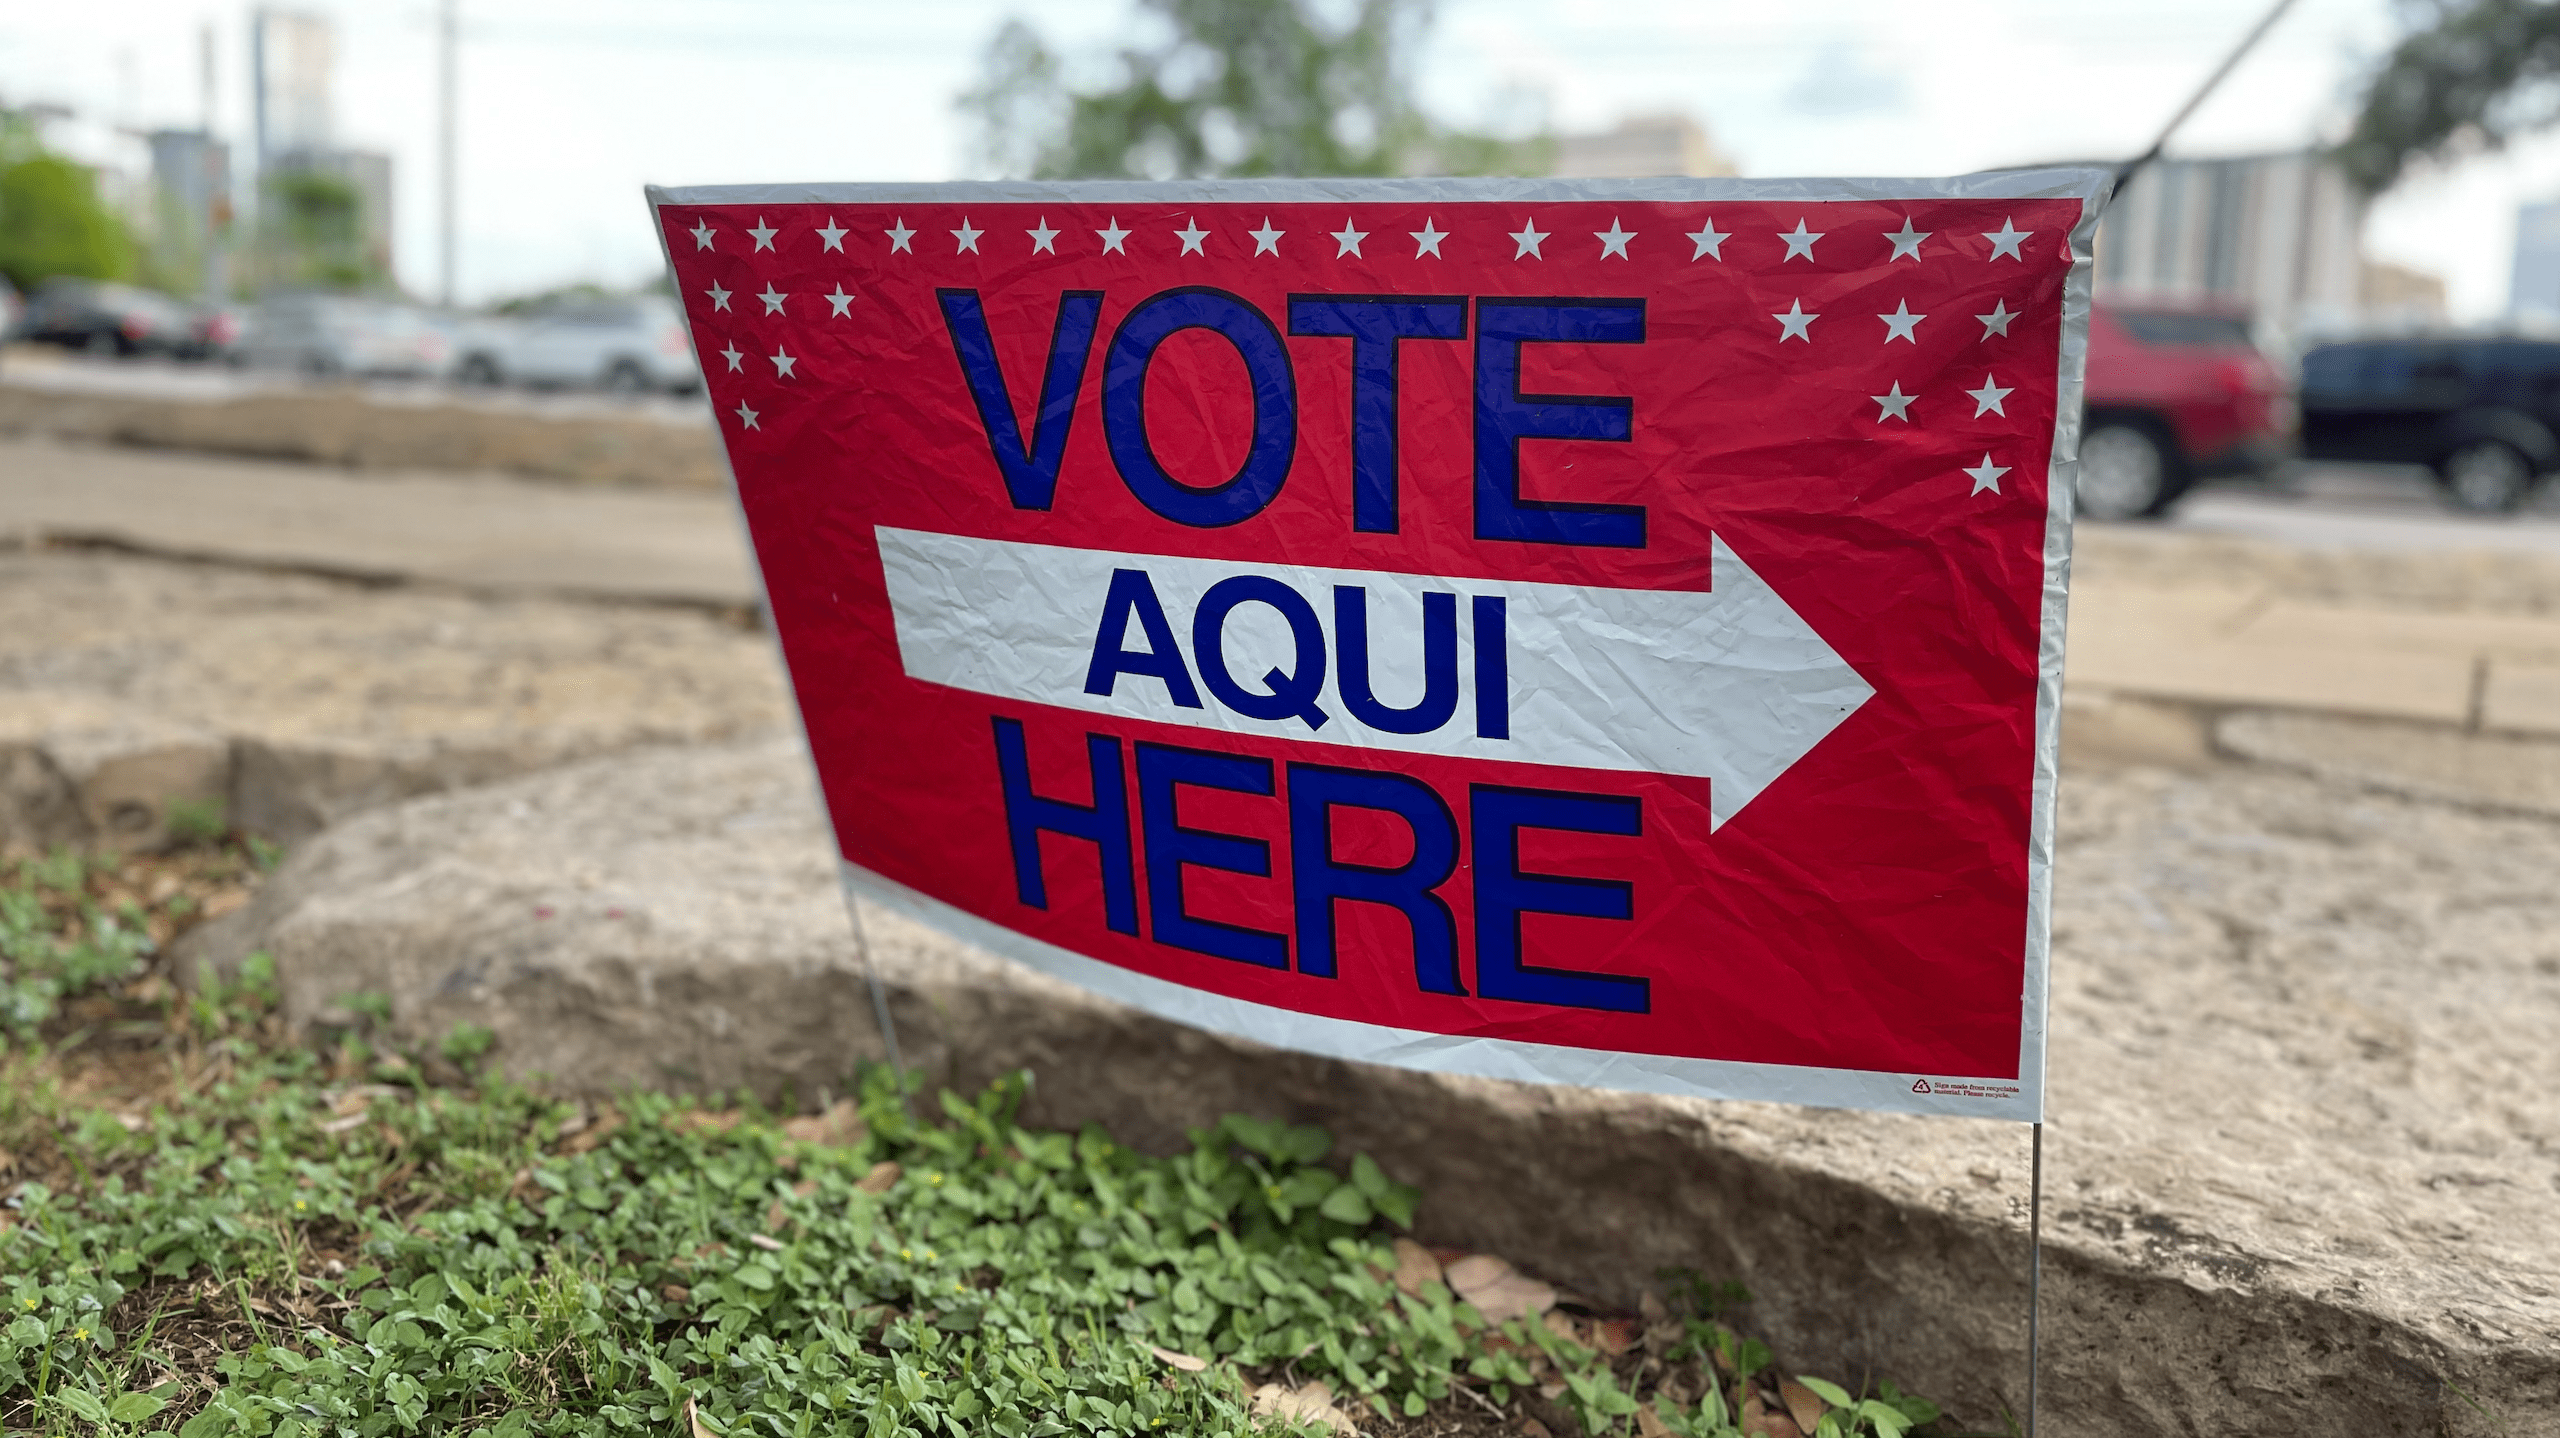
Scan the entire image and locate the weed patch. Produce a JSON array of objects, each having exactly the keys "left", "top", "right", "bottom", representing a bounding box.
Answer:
[{"left": 0, "top": 848, "right": 1963, "bottom": 1437}]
